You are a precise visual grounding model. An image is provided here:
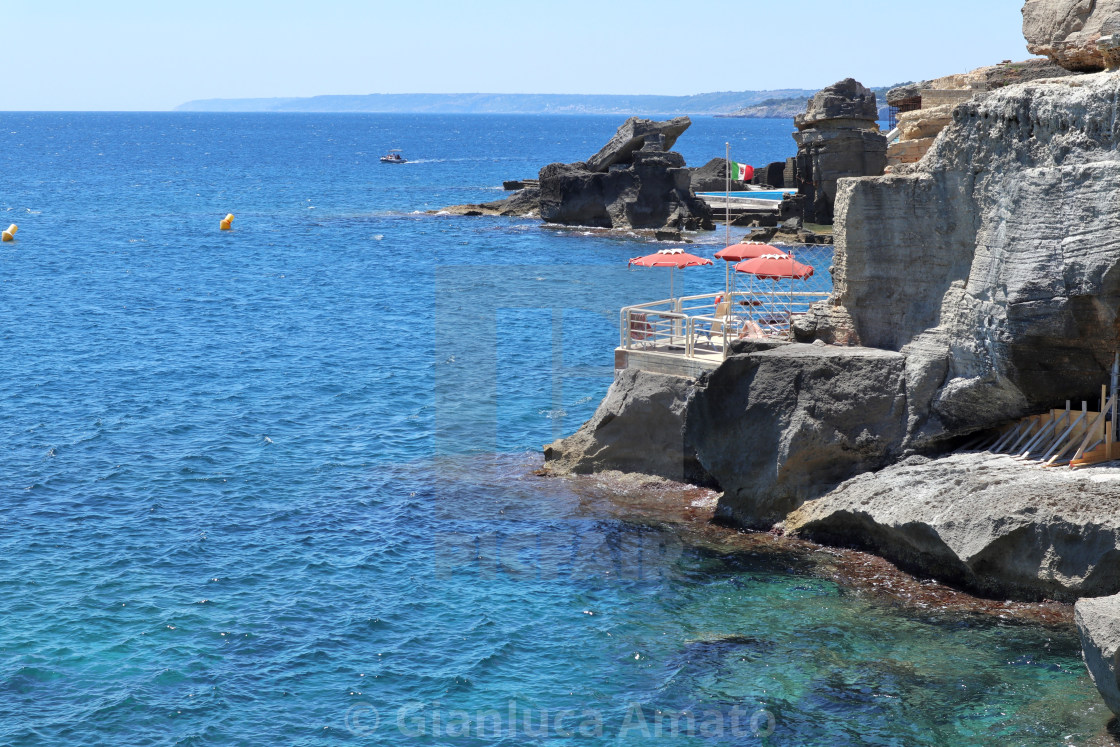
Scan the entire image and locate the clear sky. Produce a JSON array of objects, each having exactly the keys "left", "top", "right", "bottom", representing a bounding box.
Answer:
[{"left": 6, "top": 0, "right": 1031, "bottom": 110}]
